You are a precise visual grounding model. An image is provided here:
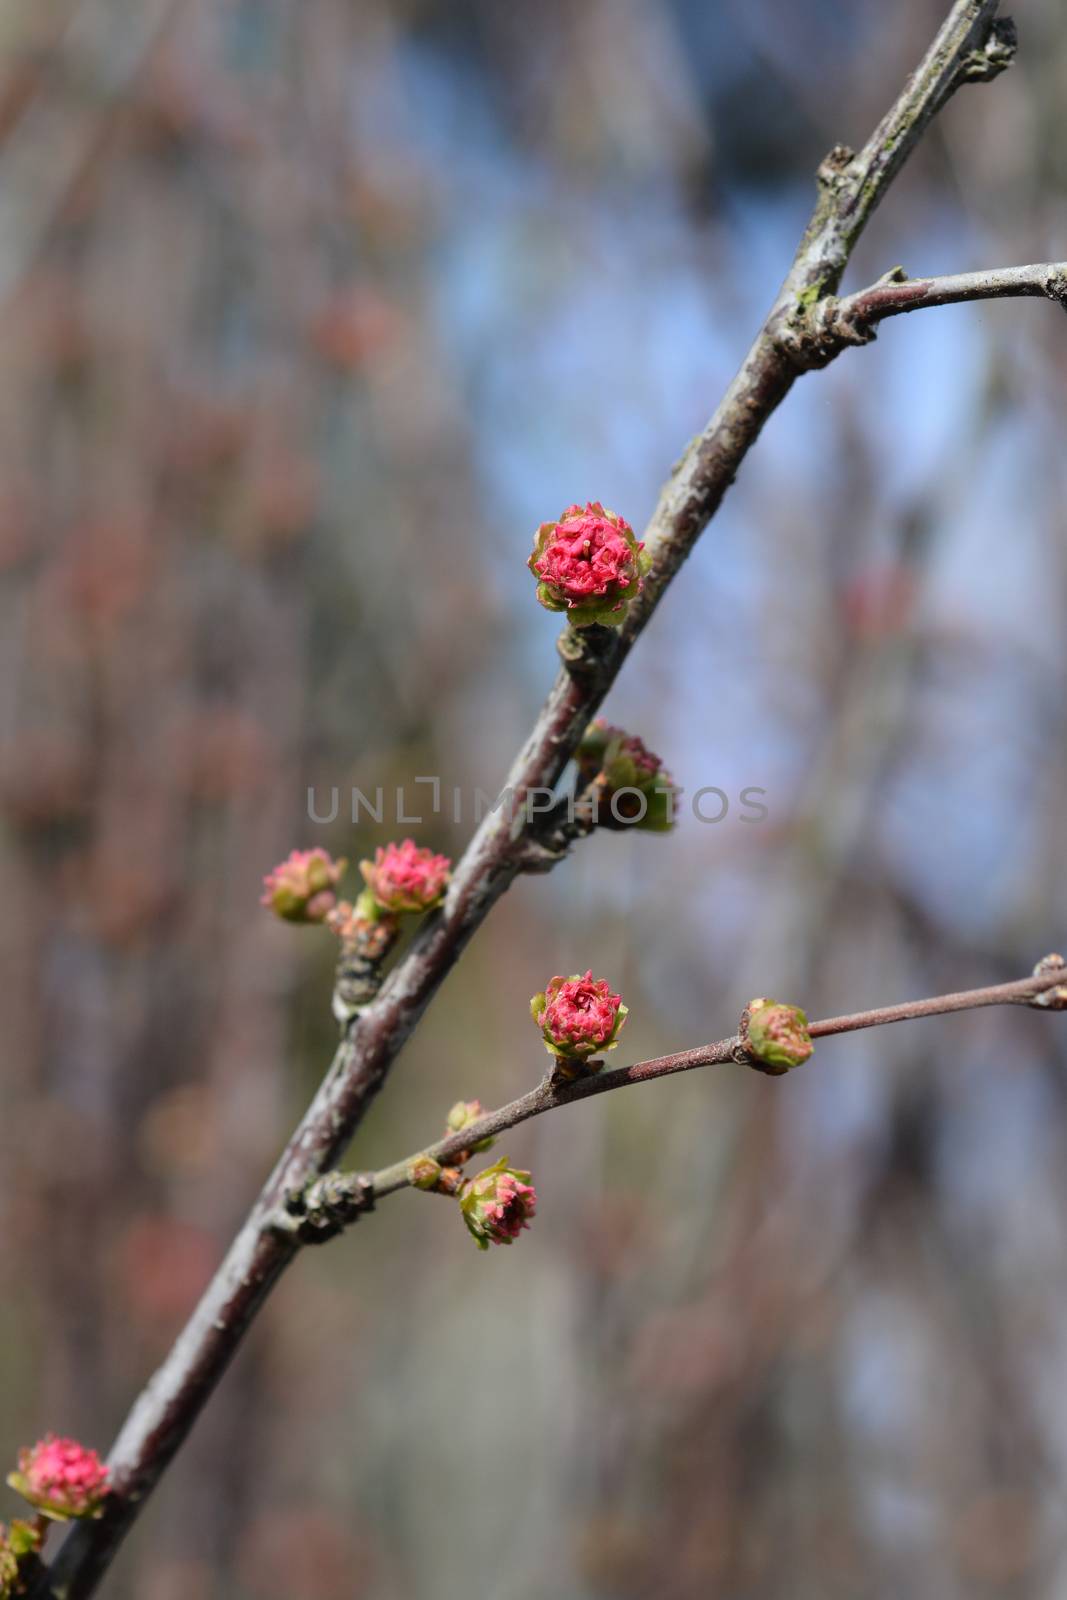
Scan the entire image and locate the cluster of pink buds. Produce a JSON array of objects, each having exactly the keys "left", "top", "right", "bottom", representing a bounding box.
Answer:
[
  {"left": 358, "top": 839, "right": 451, "bottom": 917},
  {"left": 458, "top": 1159, "right": 537, "bottom": 1250},
  {"left": 575, "top": 718, "right": 679, "bottom": 831},
  {"left": 528, "top": 501, "right": 650, "bottom": 628},
  {"left": 261, "top": 848, "right": 347, "bottom": 924},
  {"left": 742, "top": 998, "right": 813, "bottom": 1076},
  {"left": 531, "top": 971, "right": 628, "bottom": 1066},
  {"left": 8, "top": 1435, "right": 110, "bottom": 1522}
]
